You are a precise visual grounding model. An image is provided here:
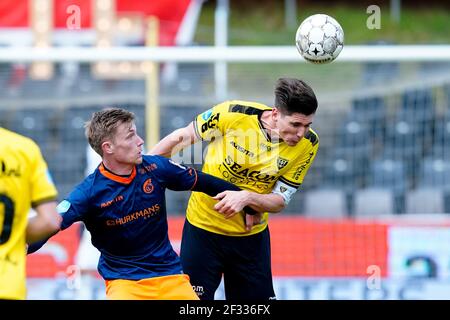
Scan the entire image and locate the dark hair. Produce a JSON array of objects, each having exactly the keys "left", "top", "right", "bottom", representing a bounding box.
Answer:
[
  {"left": 85, "top": 108, "right": 135, "bottom": 156},
  {"left": 274, "top": 78, "right": 318, "bottom": 115}
]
